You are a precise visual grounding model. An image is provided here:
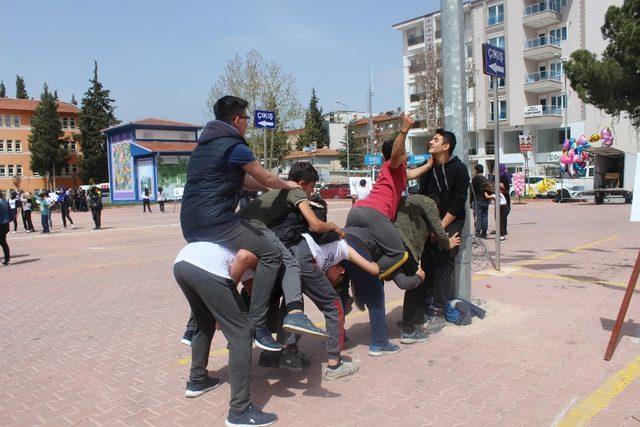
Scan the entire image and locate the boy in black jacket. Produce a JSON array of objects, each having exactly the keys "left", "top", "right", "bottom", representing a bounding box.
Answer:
[{"left": 418, "top": 128, "right": 470, "bottom": 333}]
